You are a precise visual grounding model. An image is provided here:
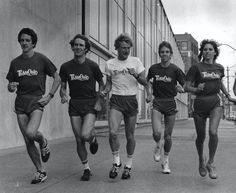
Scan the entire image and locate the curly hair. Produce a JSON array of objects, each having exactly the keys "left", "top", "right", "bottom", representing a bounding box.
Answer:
[
  {"left": 18, "top": 28, "right": 38, "bottom": 48},
  {"left": 69, "top": 34, "right": 91, "bottom": 54},
  {"left": 198, "top": 39, "right": 219, "bottom": 62},
  {"left": 114, "top": 33, "right": 133, "bottom": 50}
]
